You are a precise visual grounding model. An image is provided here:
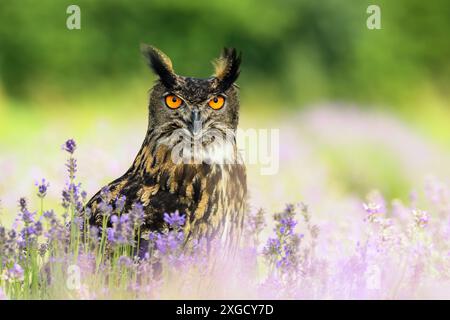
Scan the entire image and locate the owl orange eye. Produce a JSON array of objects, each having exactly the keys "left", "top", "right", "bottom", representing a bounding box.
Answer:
[
  {"left": 208, "top": 95, "right": 225, "bottom": 110},
  {"left": 165, "top": 94, "right": 183, "bottom": 109}
]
